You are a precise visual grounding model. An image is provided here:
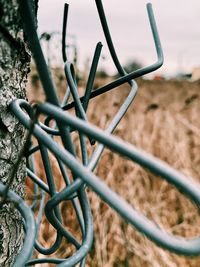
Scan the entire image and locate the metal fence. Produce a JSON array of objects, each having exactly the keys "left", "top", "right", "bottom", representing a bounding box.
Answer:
[{"left": 1, "top": 1, "right": 200, "bottom": 266}]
